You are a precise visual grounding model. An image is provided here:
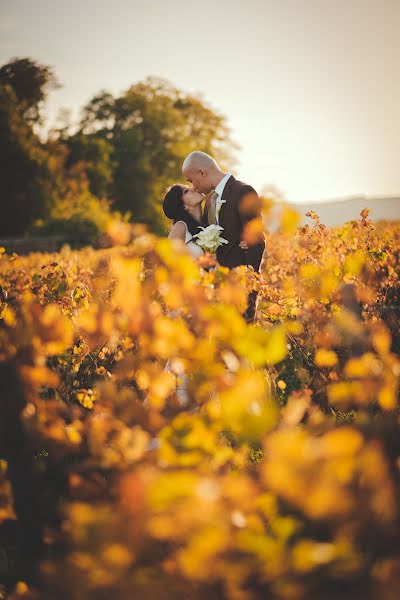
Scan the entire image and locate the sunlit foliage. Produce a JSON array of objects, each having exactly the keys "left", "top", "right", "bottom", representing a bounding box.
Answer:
[{"left": 0, "top": 208, "right": 400, "bottom": 600}]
